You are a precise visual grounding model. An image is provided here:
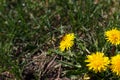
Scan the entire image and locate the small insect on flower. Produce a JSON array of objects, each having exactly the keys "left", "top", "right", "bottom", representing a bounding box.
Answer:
[
  {"left": 85, "top": 52, "right": 110, "bottom": 73},
  {"left": 110, "top": 54, "right": 120, "bottom": 76},
  {"left": 59, "top": 33, "right": 75, "bottom": 51},
  {"left": 105, "top": 28, "right": 120, "bottom": 45}
]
